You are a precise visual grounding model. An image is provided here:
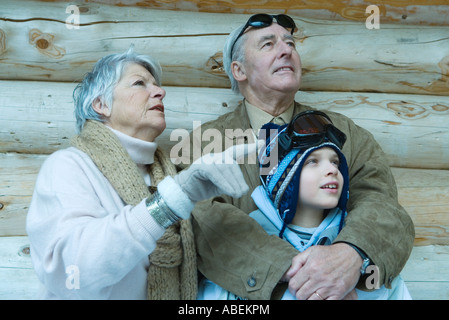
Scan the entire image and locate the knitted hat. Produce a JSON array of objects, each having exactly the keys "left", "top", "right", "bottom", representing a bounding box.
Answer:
[{"left": 259, "top": 122, "right": 349, "bottom": 237}]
